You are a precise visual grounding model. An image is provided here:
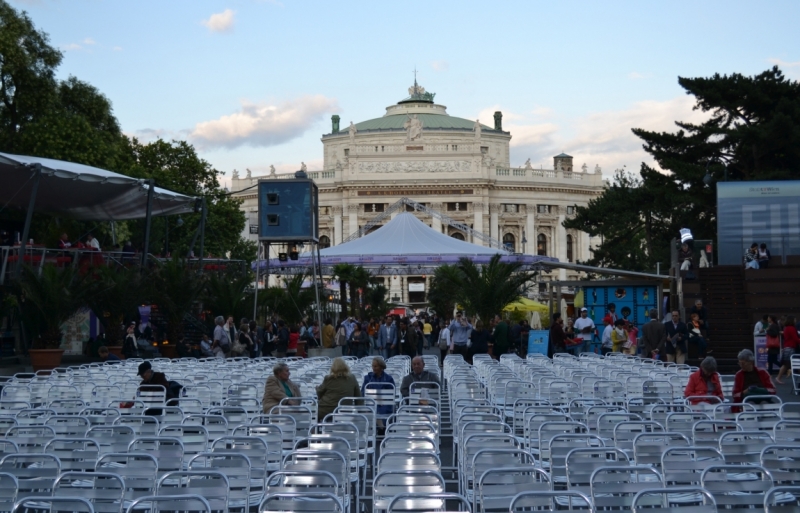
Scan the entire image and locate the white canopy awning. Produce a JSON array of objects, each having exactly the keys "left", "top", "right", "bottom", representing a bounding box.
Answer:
[{"left": 0, "top": 152, "right": 197, "bottom": 220}]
